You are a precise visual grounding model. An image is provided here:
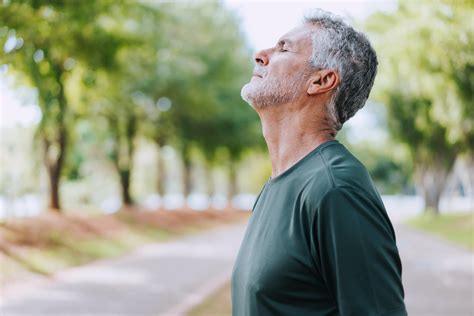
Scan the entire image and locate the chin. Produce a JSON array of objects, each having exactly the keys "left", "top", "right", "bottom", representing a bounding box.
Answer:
[
  {"left": 241, "top": 82, "right": 255, "bottom": 104},
  {"left": 240, "top": 81, "right": 274, "bottom": 109}
]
